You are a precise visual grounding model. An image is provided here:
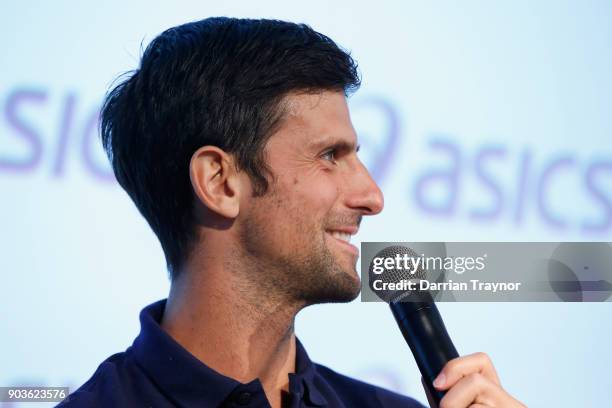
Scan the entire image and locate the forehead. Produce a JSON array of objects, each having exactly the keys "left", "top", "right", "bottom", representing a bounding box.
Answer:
[{"left": 269, "top": 91, "right": 357, "bottom": 151}]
